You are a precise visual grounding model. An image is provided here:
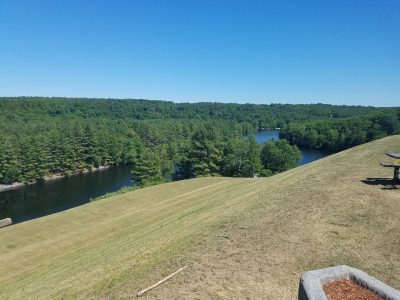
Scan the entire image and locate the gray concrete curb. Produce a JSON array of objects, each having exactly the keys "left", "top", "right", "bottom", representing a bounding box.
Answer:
[{"left": 298, "top": 265, "right": 400, "bottom": 300}]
